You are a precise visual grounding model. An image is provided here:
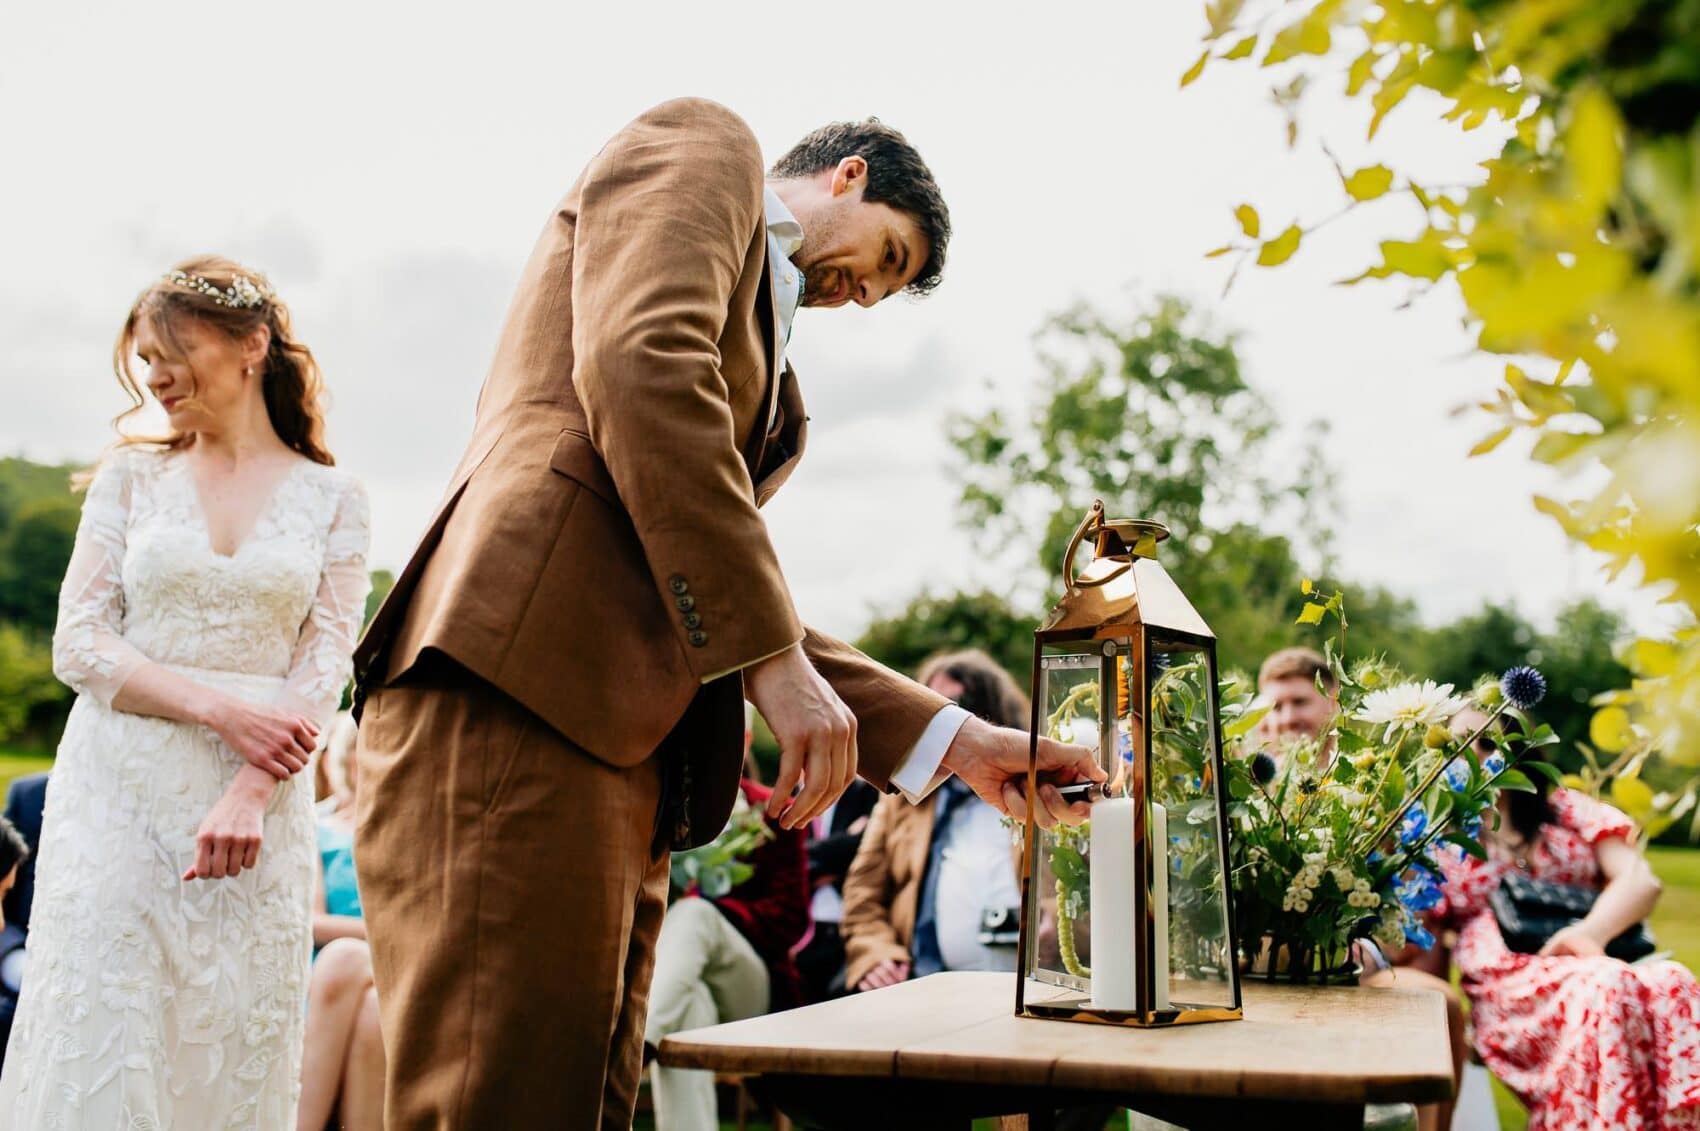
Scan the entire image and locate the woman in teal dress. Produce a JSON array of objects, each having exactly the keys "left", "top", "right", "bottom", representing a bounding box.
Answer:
[{"left": 299, "top": 715, "right": 384, "bottom": 1131}]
